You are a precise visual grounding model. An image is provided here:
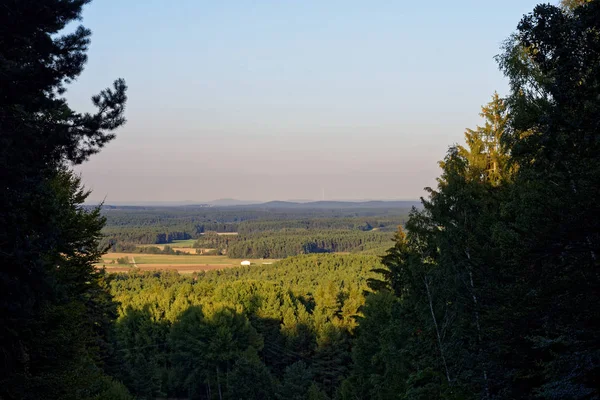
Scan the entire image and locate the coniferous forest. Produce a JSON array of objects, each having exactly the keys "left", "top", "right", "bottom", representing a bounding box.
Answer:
[{"left": 1, "top": 1, "right": 599, "bottom": 399}]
